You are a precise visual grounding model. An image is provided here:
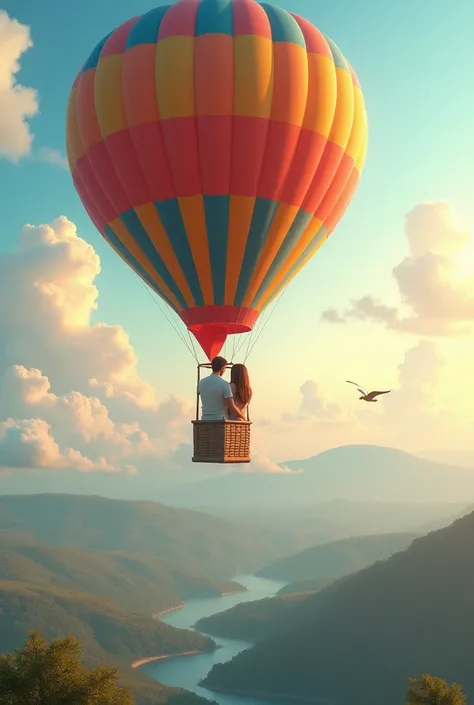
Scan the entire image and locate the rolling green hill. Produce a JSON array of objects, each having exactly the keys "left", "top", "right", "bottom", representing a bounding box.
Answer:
[
  {"left": 0, "top": 580, "right": 216, "bottom": 705},
  {"left": 196, "top": 592, "right": 309, "bottom": 643},
  {"left": 257, "top": 532, "right": 419, "bottom": 584},
  {"left": 0, "top": 494, "right": 280, "bottom": 576},
  {"left": 202, "top": 512, "right": 474, "bottom": 705},
  {"left": 0, "top": 580, "right": 214, "bottom": 661},
  {"left": 277, "top": 579, "right": 323, "bottom": 595},
  {"left": 0, "top": 531, "right": 243, "bottom": 616}
]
